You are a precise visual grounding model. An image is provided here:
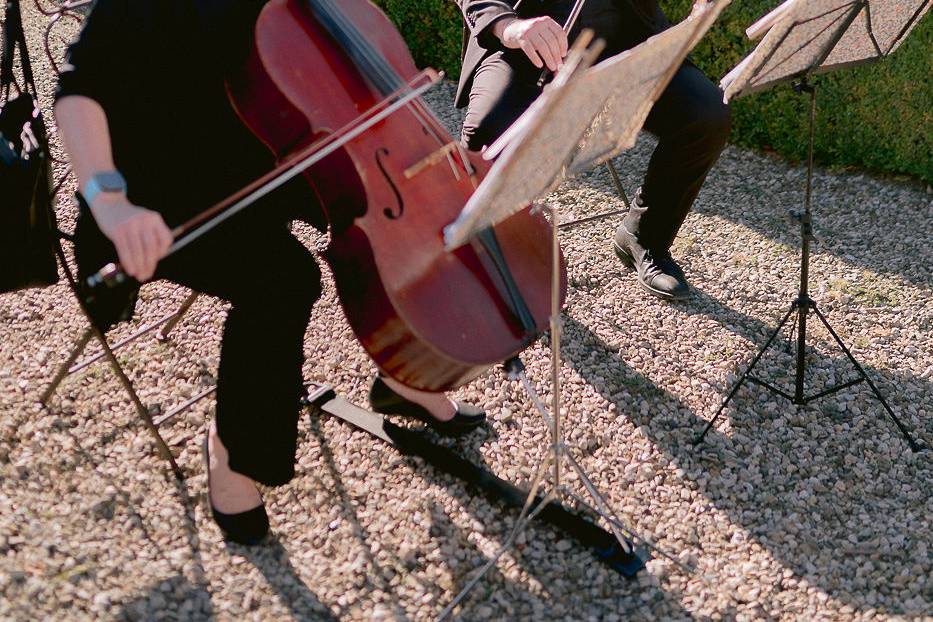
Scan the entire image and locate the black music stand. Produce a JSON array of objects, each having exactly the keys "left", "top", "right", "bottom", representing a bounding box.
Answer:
[{"left": 695, "top": 0, "right": 931, "bottom": 450}]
